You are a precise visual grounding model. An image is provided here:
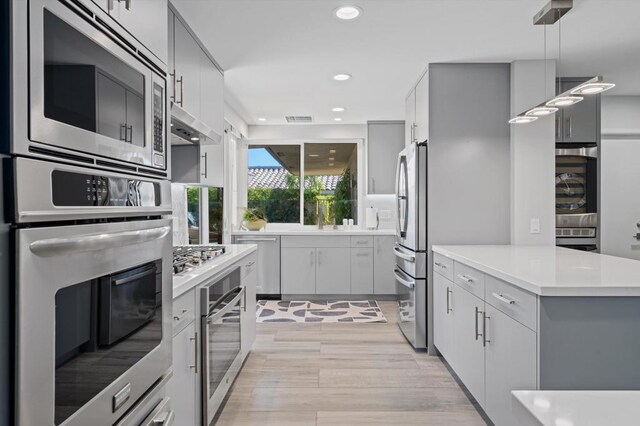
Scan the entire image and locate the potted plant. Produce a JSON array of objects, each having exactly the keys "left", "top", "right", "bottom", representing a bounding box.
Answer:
[{"left": 242, "top": 208, "right": 267, "bottom": 231}]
